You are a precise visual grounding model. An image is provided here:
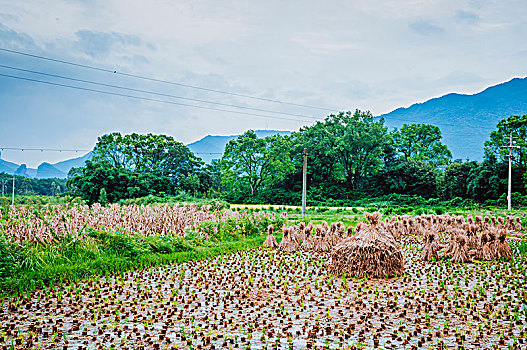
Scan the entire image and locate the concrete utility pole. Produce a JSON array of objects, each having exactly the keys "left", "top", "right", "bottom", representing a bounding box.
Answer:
[
  {"left": 12, "top": 174, "right": 15, "bottom": 206},
  {"left": 302, "top": 148, "right": 307, "bottom": 217},
  {"left": 503, "top": 132, "right": 520, "bottom": 211}
]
